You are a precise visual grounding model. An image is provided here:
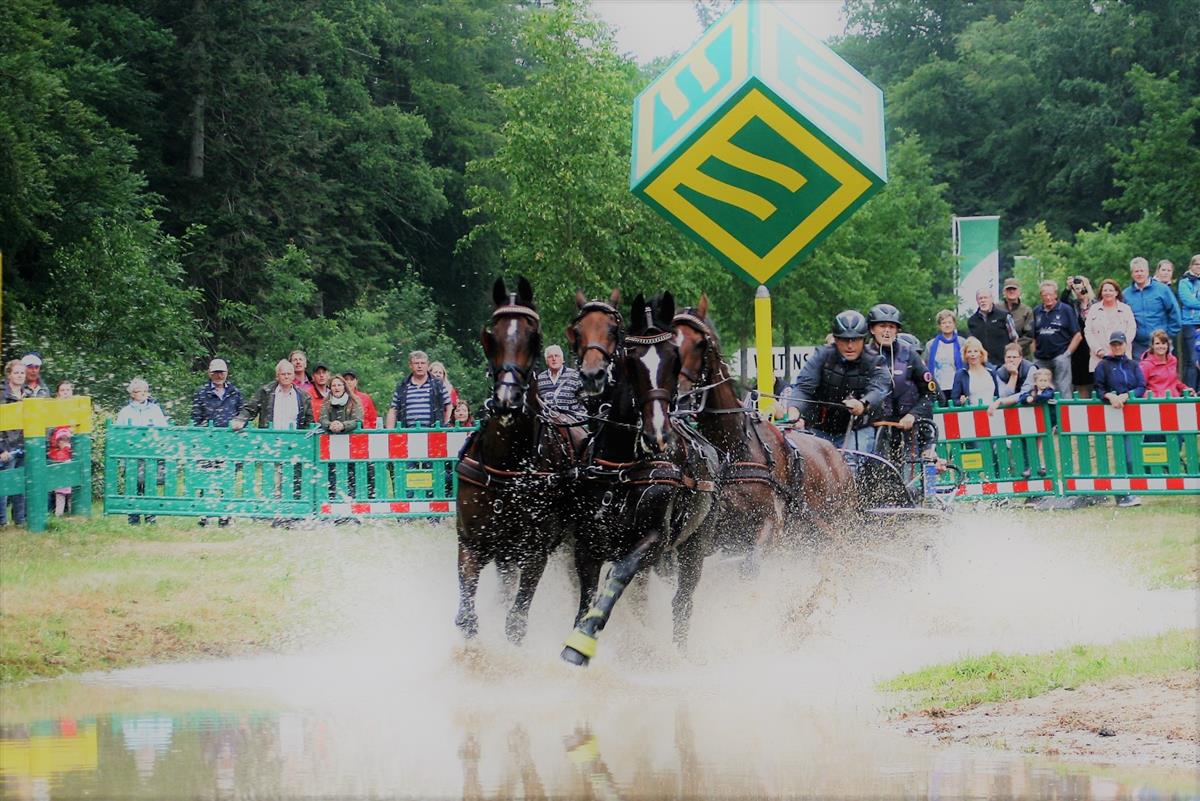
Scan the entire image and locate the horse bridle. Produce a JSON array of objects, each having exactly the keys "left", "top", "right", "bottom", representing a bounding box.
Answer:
[
  {"left": 671, "top": 311, "right": 715, "bottom": 387},
  {"left": 486, "top": 301, "right": 541, "bottom": 407},
  {"left": 570, "top": 300, "right": 623, "bottom": 372}
]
